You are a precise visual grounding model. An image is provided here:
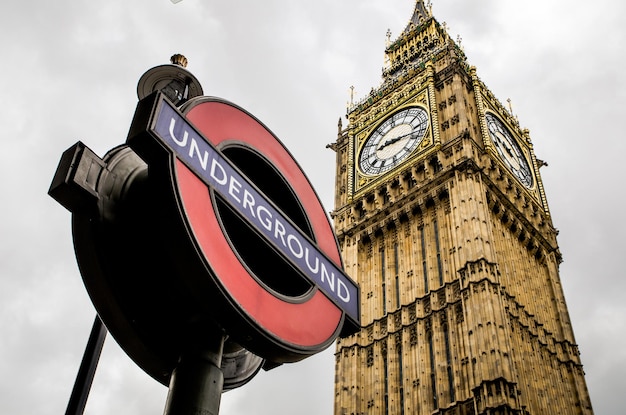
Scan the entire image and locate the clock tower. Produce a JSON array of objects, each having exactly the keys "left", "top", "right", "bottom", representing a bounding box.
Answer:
[{"left": 330, "top": 1, "right": 593, "bottom": 414}]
